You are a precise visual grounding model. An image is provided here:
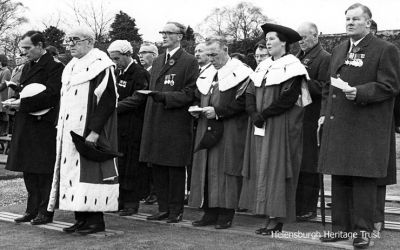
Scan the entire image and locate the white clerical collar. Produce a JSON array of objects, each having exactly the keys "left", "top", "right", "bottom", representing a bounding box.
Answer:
[
  {"left": 166, "top": 46, "right": 180, "bottom": 59},
  {"left": 123, "top": 58, "right": 134, "bottom": 74},
  {"left": 146, "top": 66, "right": 152, "bottom": 72}
]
